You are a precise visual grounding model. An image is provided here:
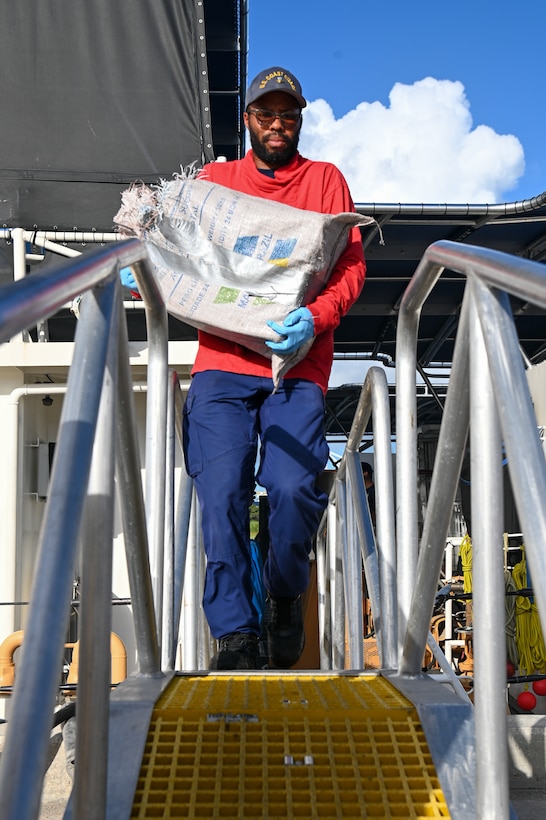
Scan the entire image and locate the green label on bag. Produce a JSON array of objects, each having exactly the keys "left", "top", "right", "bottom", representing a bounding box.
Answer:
[{"left": 214, "top": 287, "right": 240, "bottom": 304}]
